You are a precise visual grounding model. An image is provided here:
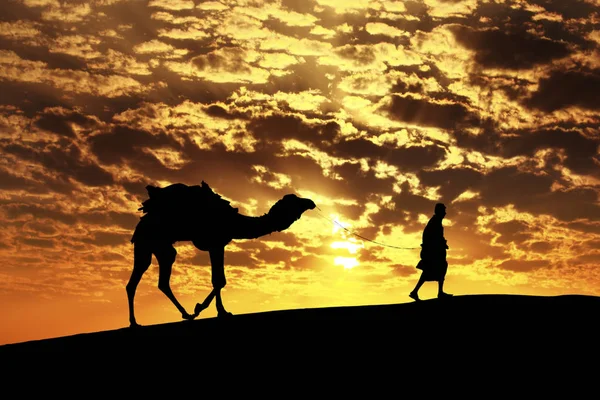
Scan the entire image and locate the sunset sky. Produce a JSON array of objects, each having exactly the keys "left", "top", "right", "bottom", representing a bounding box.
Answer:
[{"left": 1, "top": 0, "right": 600, "bottom": 345}]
